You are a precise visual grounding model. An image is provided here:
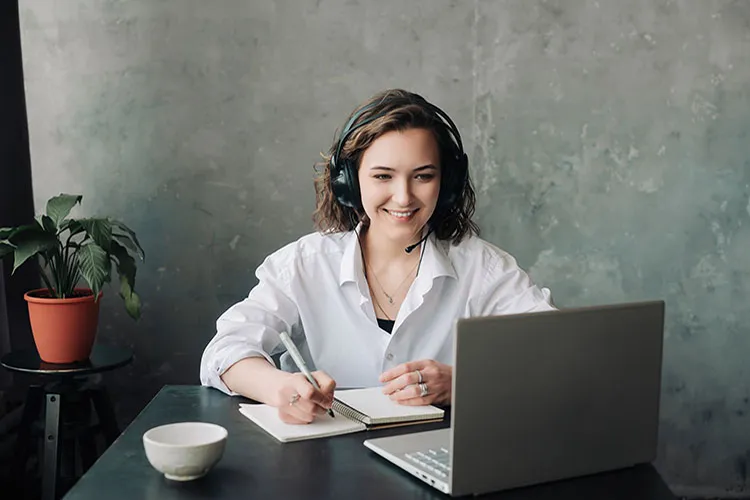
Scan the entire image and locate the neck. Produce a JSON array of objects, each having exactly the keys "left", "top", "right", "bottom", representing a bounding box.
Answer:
[{"left": 360, "top": 225, "right": 424, "bottom": 268}]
